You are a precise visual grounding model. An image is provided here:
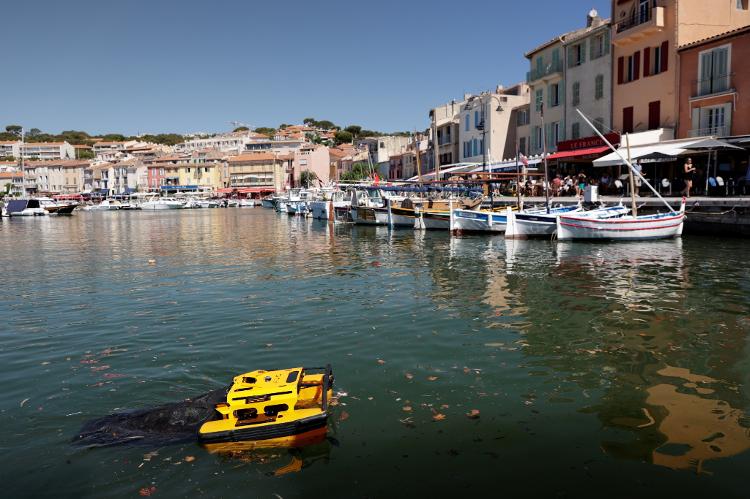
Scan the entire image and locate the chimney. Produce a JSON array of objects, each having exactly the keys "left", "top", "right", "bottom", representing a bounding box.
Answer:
[{"left": 587, "top": 8, "right": 599, "bottom": 27}]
